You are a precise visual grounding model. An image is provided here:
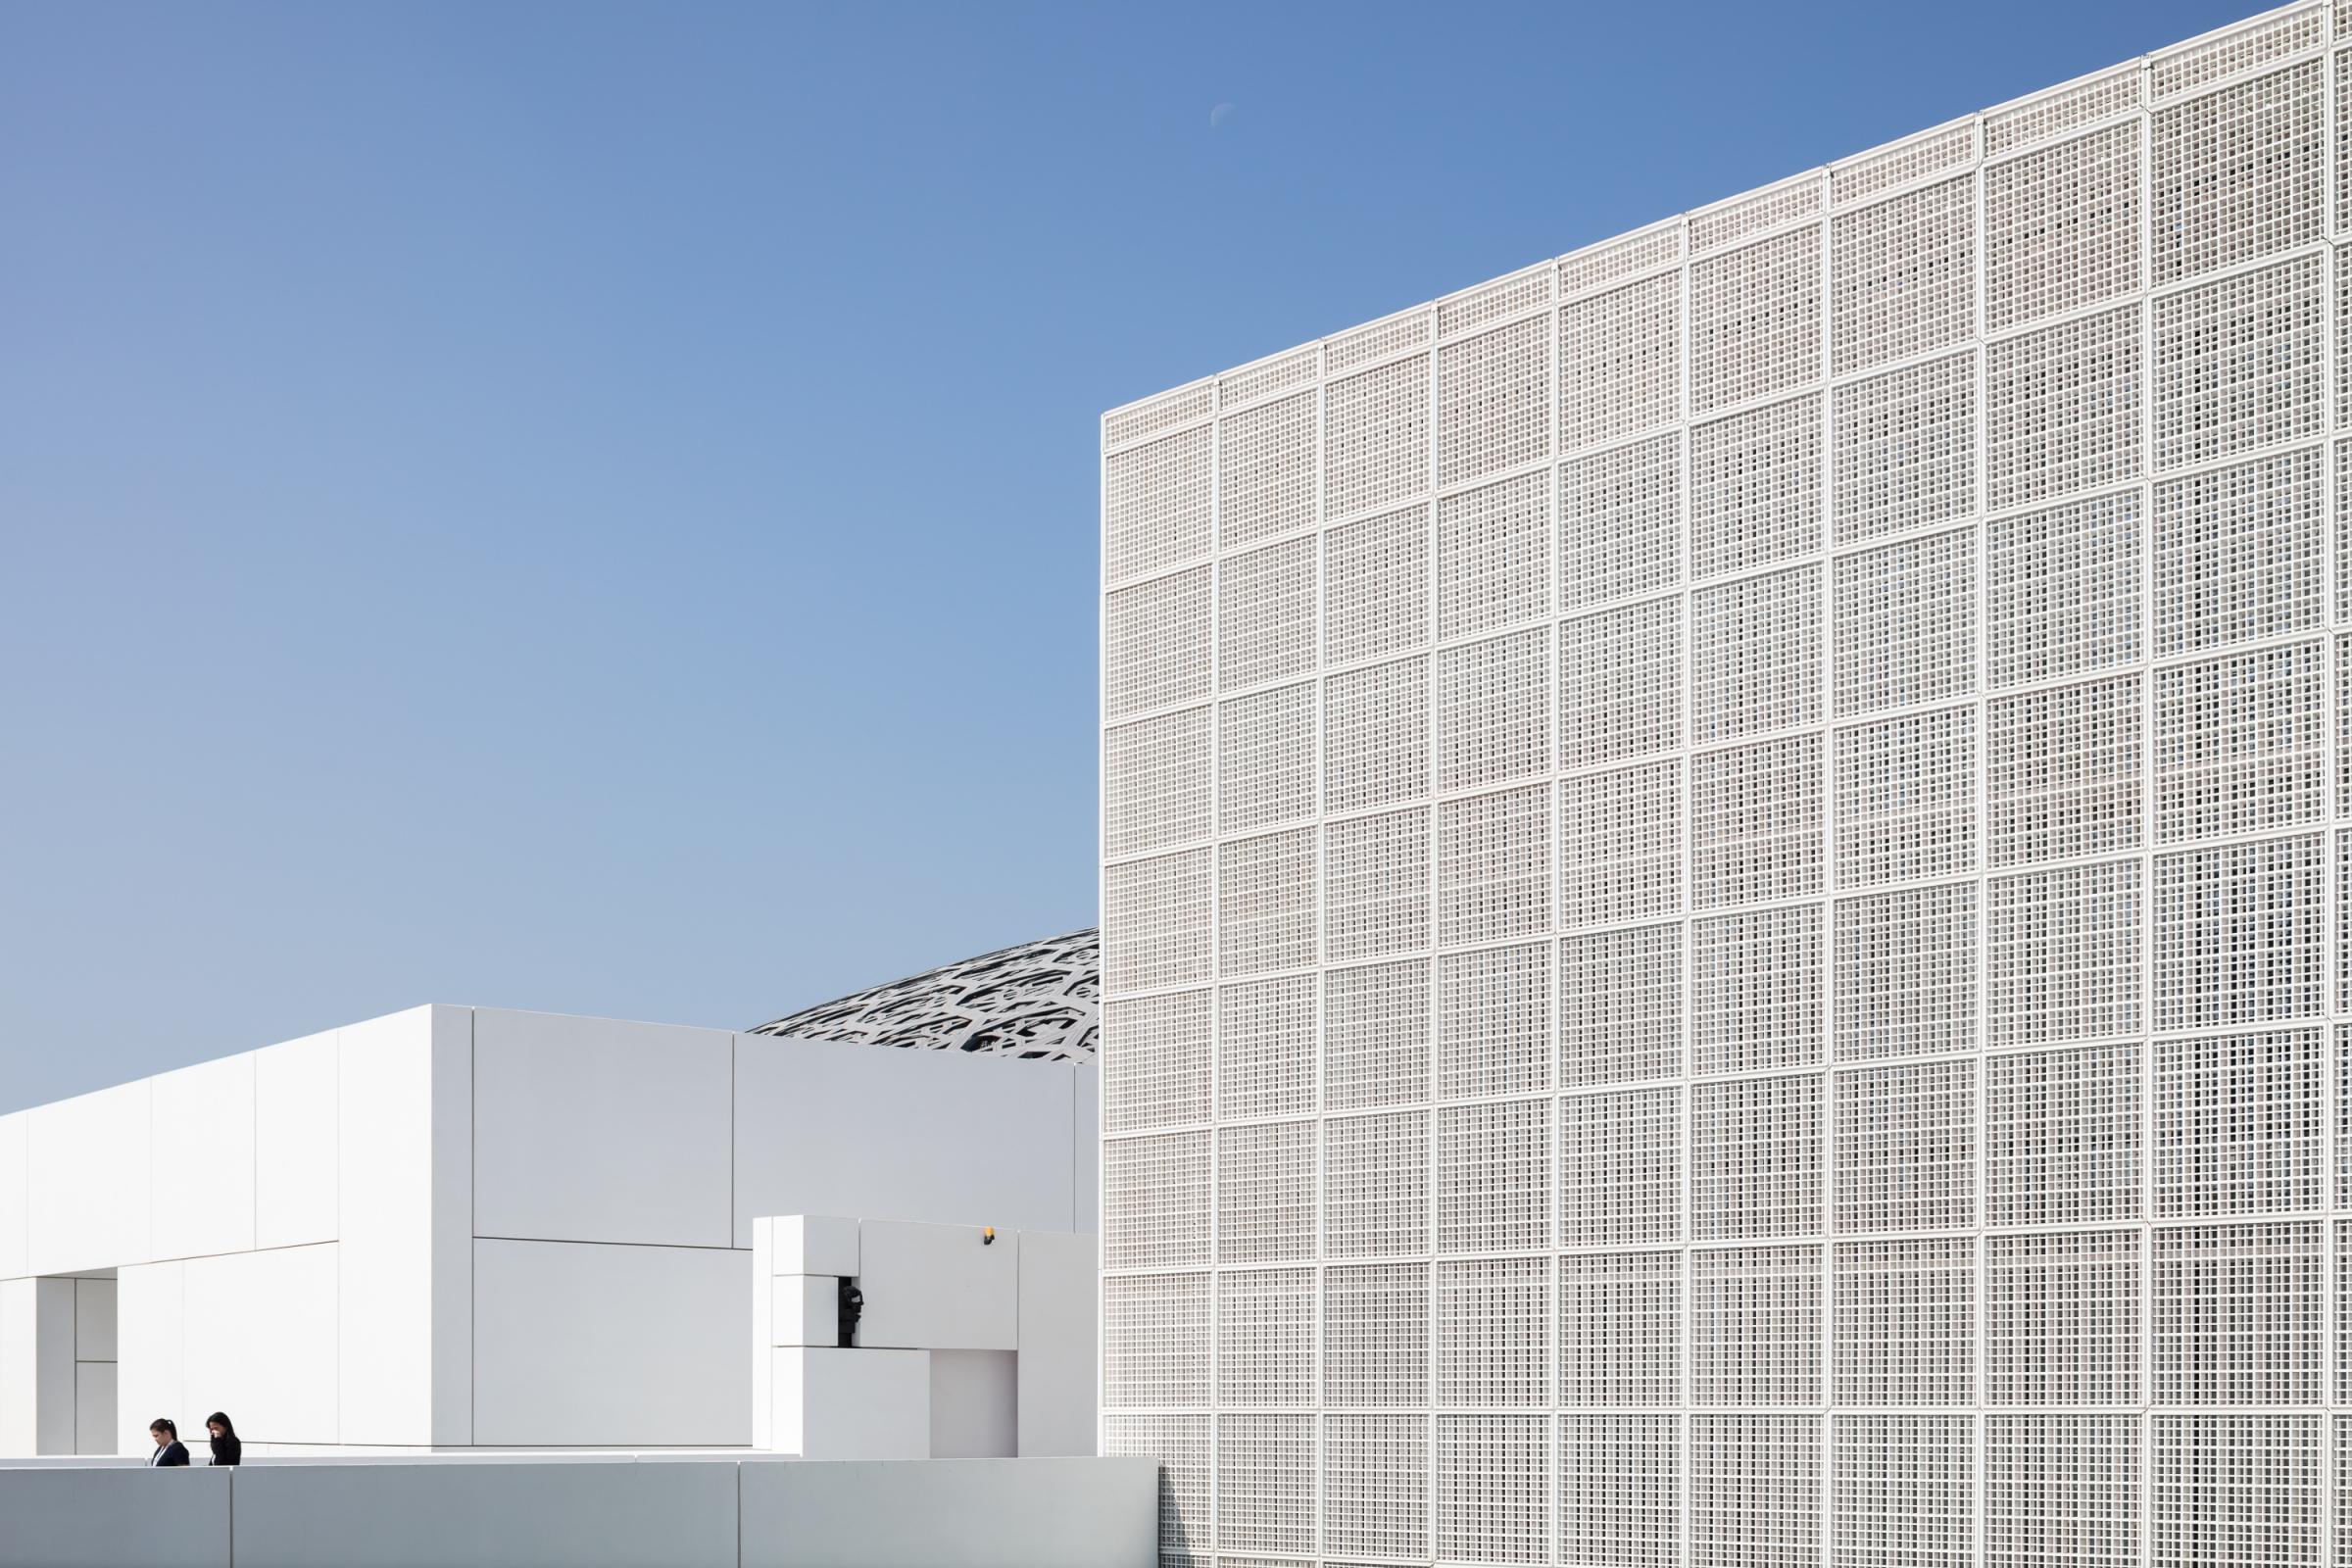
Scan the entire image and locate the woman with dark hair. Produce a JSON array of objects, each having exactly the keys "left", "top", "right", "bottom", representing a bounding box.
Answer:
[
  {"left": 146, "top": 1418, "right": 188, "bottom": 1467},
  {"left": 204, "top": 1411, "right": 242, "bottom": 1467}
]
